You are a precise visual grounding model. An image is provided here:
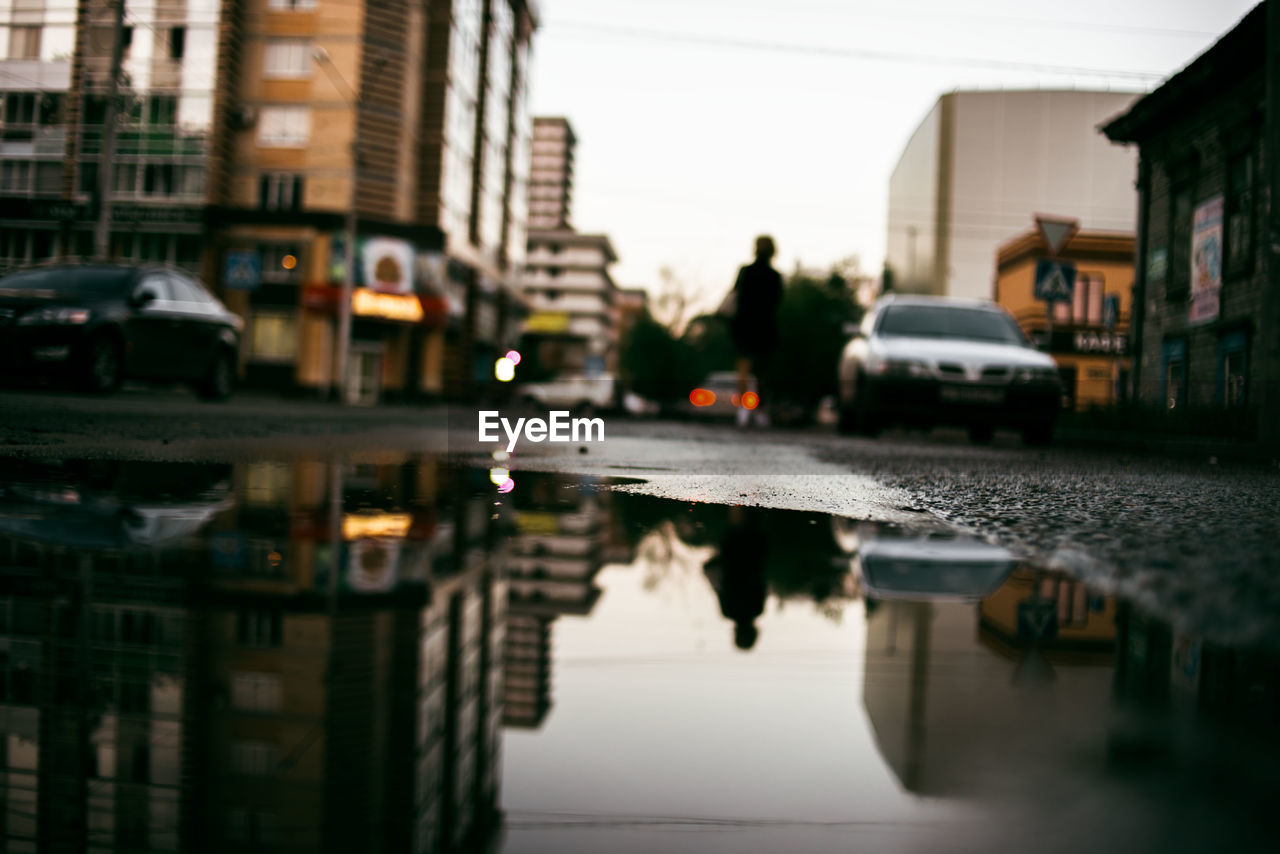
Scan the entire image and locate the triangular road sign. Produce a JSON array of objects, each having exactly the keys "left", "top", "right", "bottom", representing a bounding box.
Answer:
[{"left": 1035, "top": 215, "right": 1079, "bottom": 256}]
